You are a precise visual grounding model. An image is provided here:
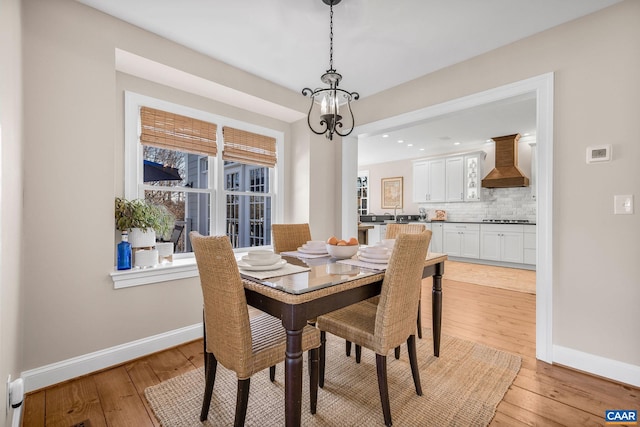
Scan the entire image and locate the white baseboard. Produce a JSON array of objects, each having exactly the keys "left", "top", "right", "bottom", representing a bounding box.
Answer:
[
  {"left": 21, "top": 323, "right": 203, "bottom": 393},
  {"left": 553, "top": 344, "right": 640, "bottom": 388}
]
